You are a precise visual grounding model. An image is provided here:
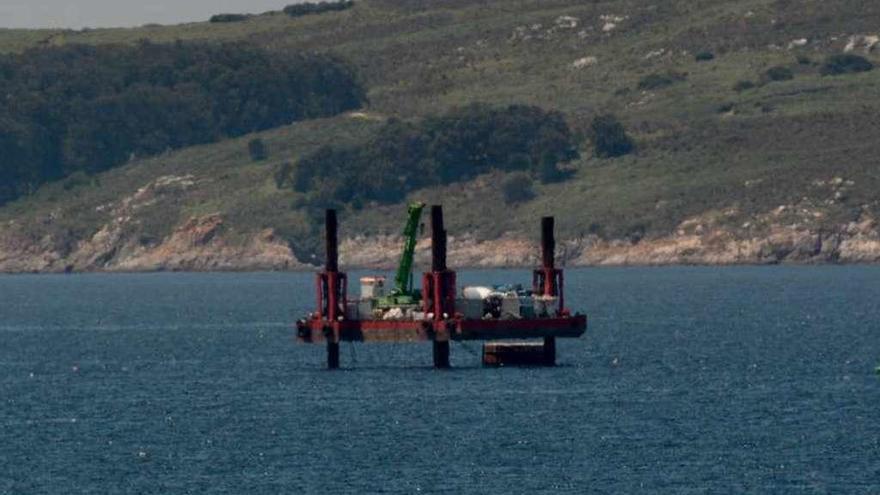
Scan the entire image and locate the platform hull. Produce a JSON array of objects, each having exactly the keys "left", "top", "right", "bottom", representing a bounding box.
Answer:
[
  {"left": 483, "top": 341, "right": 555, "bottom": 367},
  {"left": 296, "top": 314, "right": 587, "bottom": 343}
]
